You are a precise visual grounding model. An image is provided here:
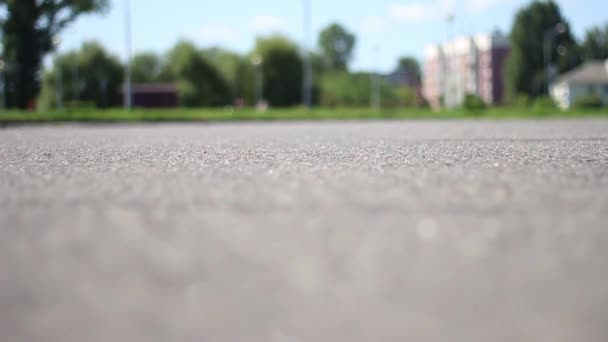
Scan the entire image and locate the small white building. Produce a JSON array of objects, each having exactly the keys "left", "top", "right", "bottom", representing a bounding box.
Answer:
[{"left": 550, "top": 60, "right": 608, "bottom": 109}]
